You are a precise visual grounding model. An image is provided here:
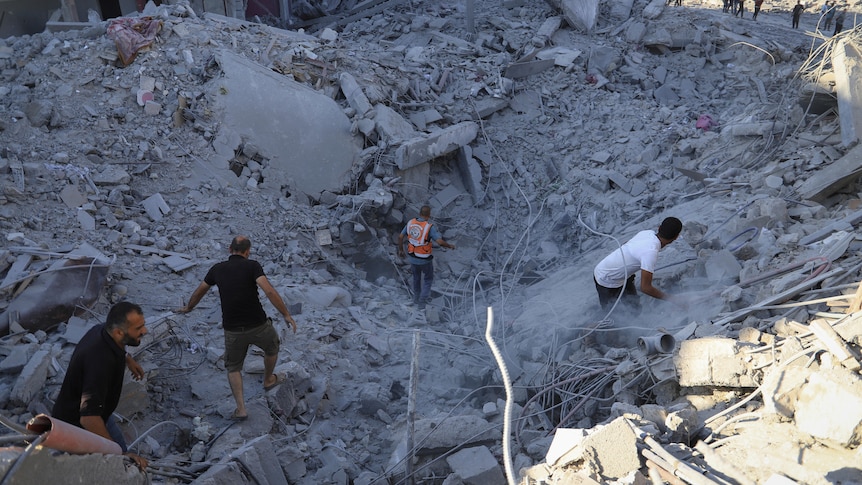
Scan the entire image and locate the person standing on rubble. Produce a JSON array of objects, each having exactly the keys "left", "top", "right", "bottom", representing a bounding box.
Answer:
[
  {"left": 792, "top": 0, "right": 806, "bottom": 28},
  {"left": 177, "top": 235, "right": 297, "bottom": 421},
  {"left": 397, "top": 205, "right": 456, "bottom": 310},
  {"left": 753, "top": 0, "right": 764, "bottom": 19},
  {"left": 593, "top": 217, "right": 684, "bottom": 310},
  {"left": 833, "top": 7, "right": 846, "bottom": 34},
  {"left": 52, "top": 301, "right": 149, "bottom": 471},
  {"left": 824, "top": 2, "right": 837, "bottom": 29}
]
